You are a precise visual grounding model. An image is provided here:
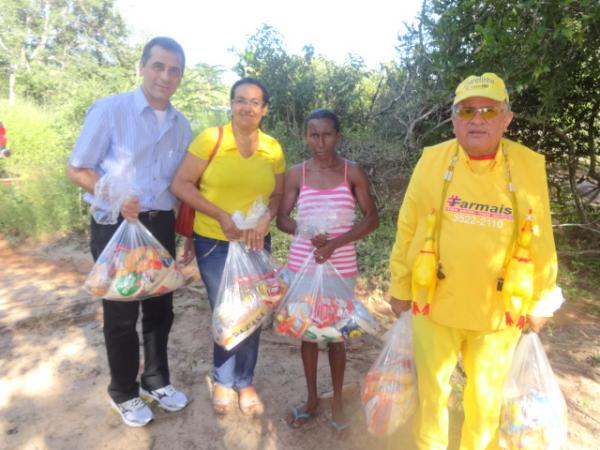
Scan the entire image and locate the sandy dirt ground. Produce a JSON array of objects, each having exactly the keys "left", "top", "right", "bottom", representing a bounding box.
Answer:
[{"left": 1, "top": 235, "right": 599, "bottom": 450}]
